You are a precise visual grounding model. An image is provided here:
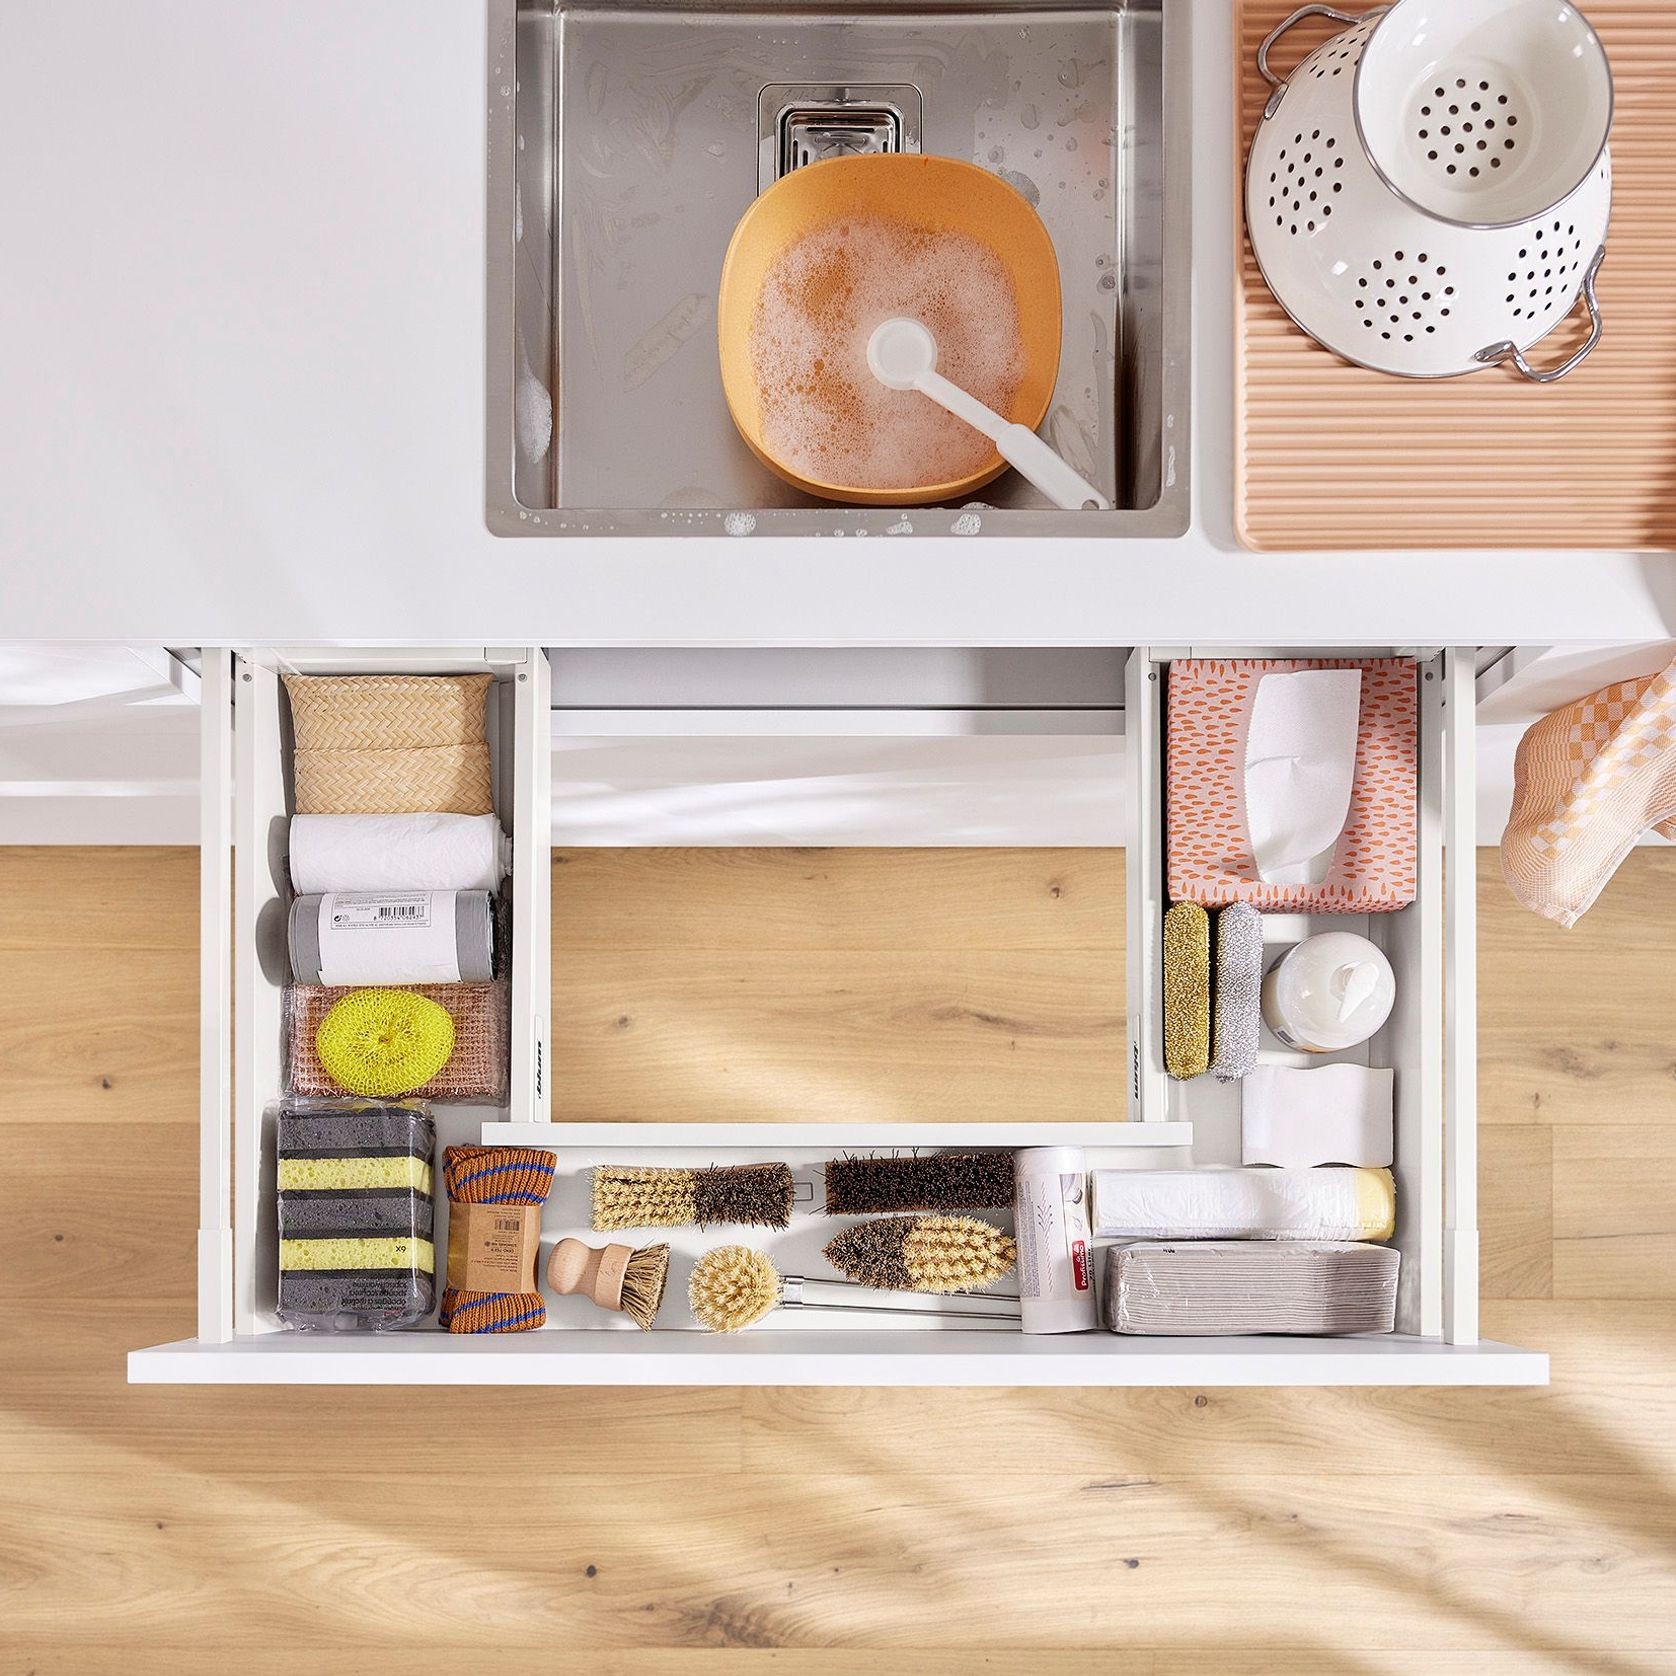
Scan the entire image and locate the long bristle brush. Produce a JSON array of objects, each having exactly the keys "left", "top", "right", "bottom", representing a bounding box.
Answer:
[
  {"left": 690, "top": 1237, "right": 1020, "bottom": 1334},
  {"left": 592, "top": 1161, "right": 793, "bottom": 1231},
  {"left": 823, "top": 1213, "right": 1017, "bottom": 1294},
  {"left": 822, "top": 1150, "right": 1015, "bottom": 1215},
  {"left": 438, "top": 1145, "right": 556, "bottom": 1334},
  {"left": 547, "top": 1238, "right": 670, "bottom": 1331}
]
